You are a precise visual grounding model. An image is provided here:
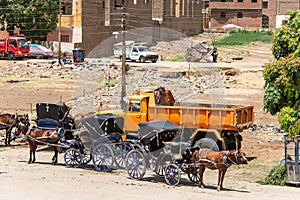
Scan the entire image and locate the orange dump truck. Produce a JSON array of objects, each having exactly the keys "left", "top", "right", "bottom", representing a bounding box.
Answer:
[{"left": 99, "top": 87, "right": 254, "bottom": 151}]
